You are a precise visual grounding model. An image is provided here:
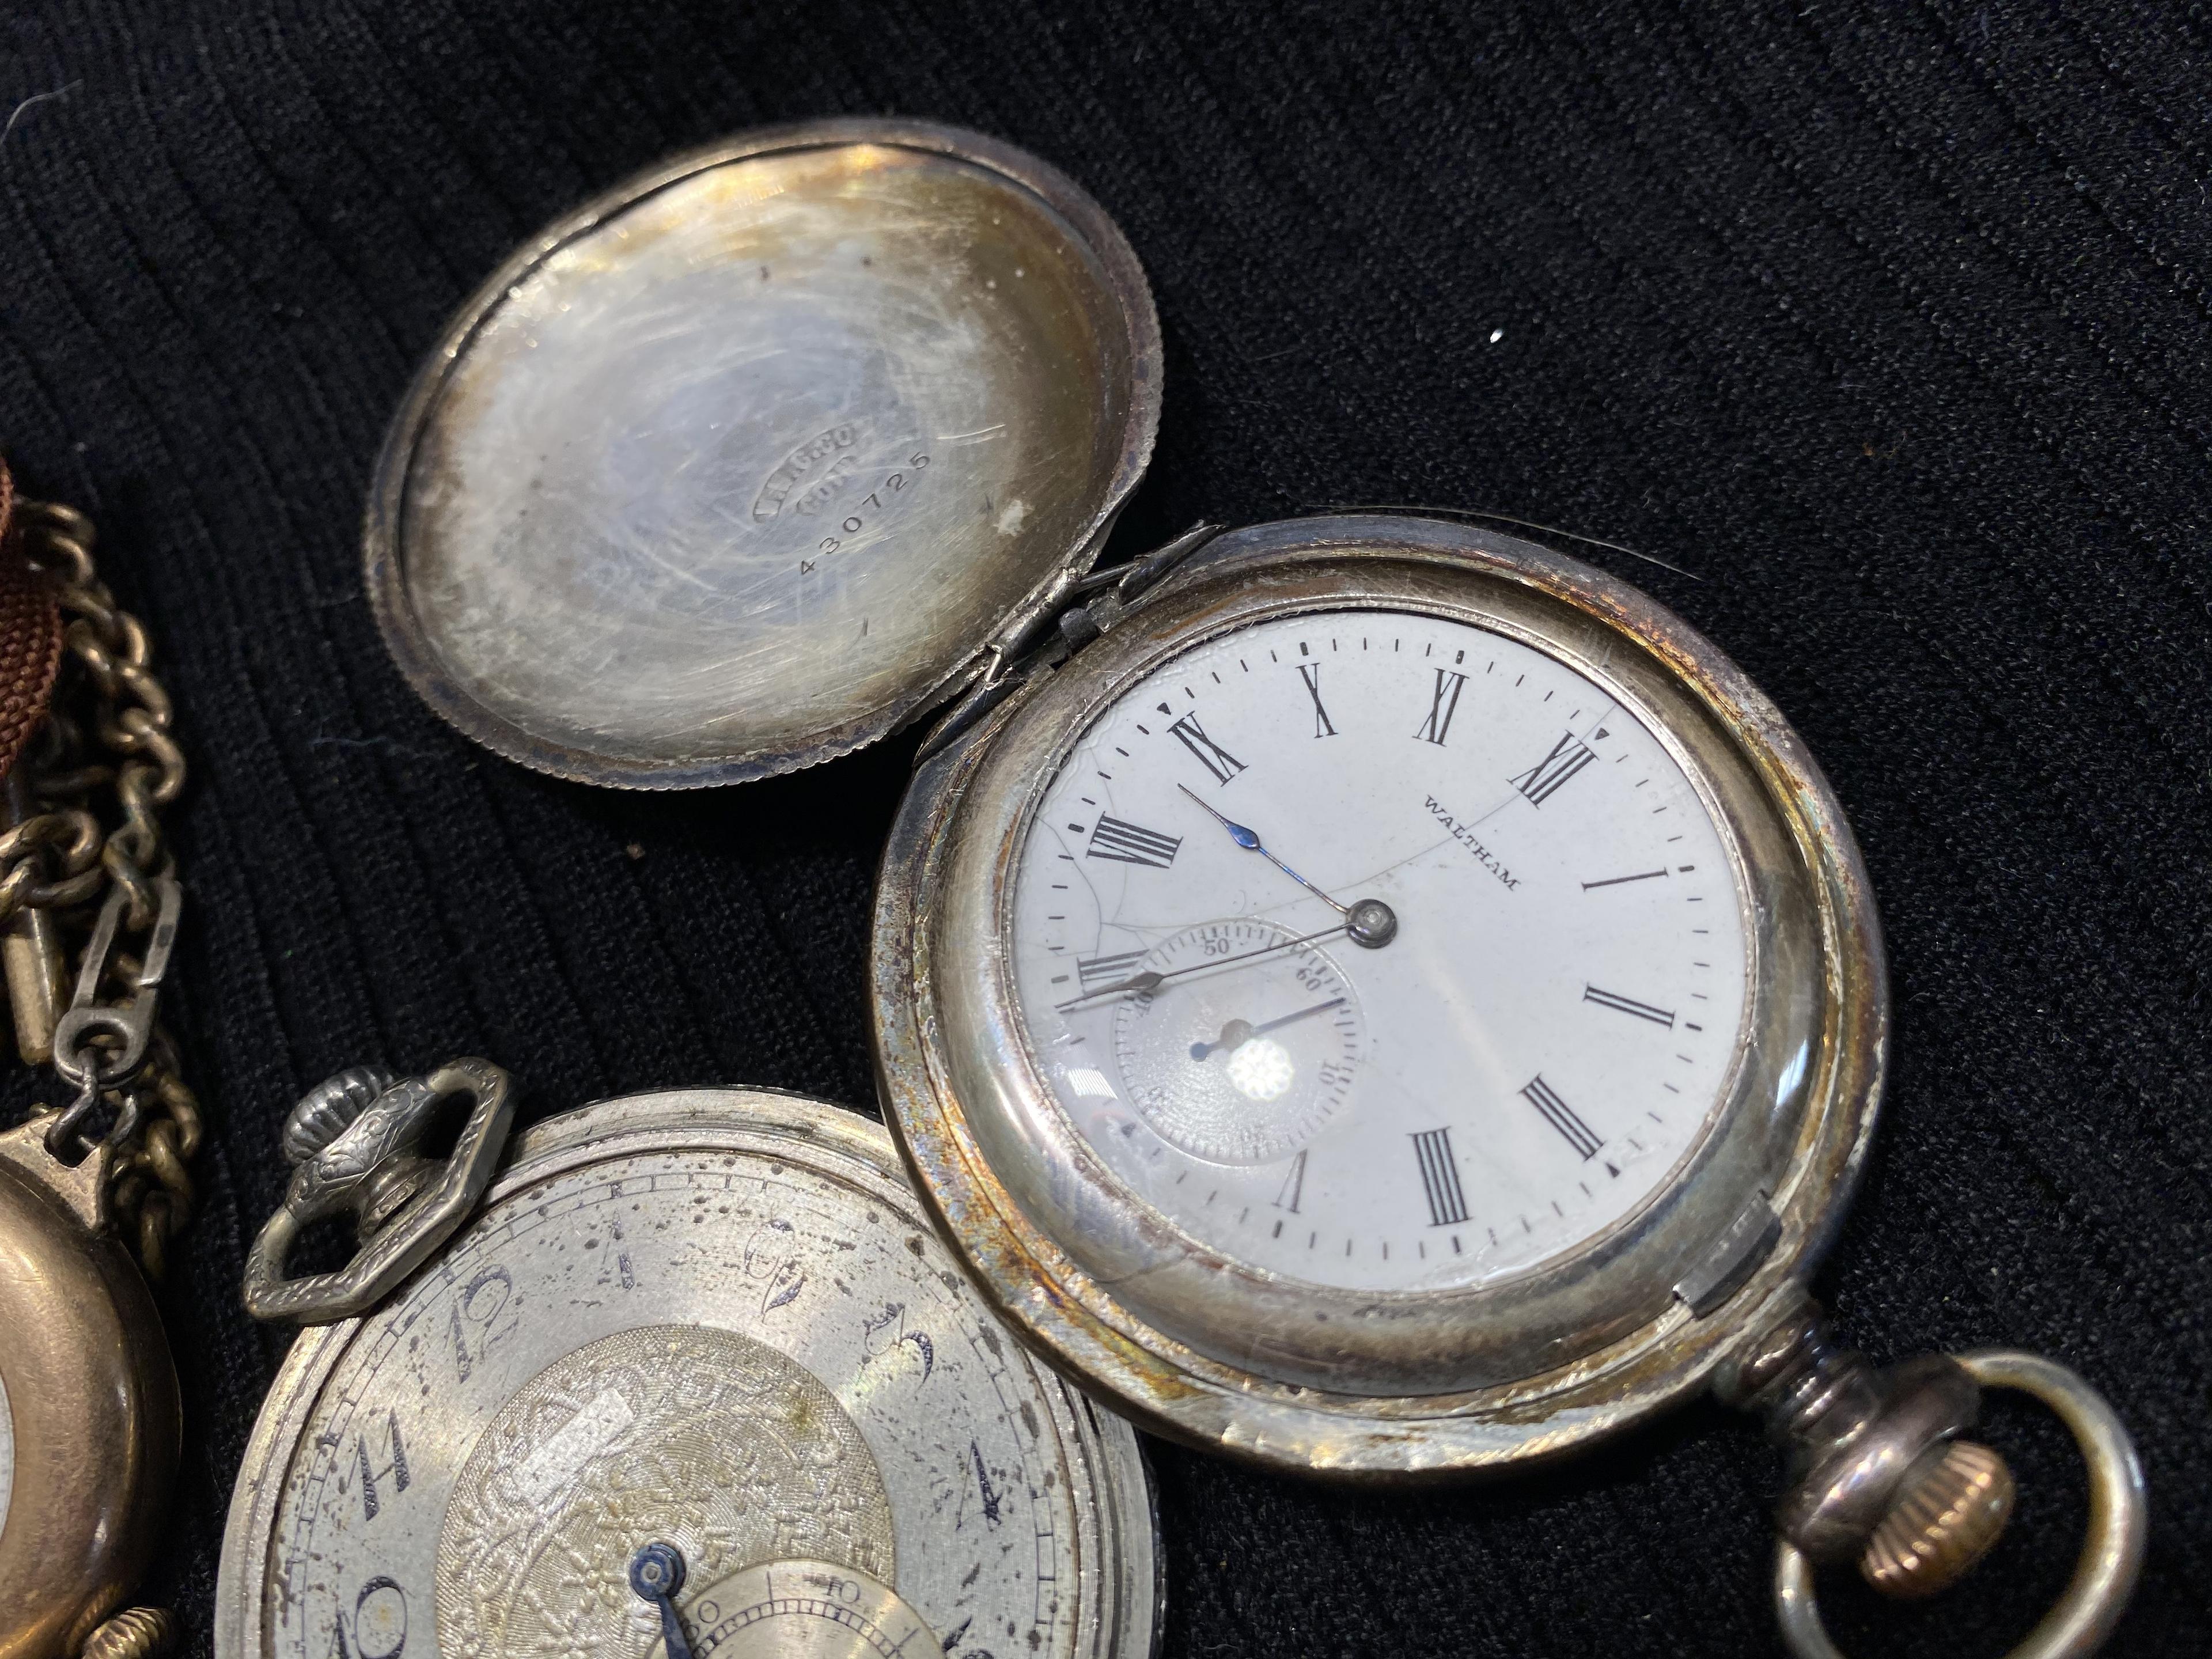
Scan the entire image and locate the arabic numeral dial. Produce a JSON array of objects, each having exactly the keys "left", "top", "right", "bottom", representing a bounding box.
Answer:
[
  {"left": 1009, "top": 607, "right": 1752, "bottom": 1293},
  {"left": 237, "top": 1096, "right": 1135, "bottom": 1659}
]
